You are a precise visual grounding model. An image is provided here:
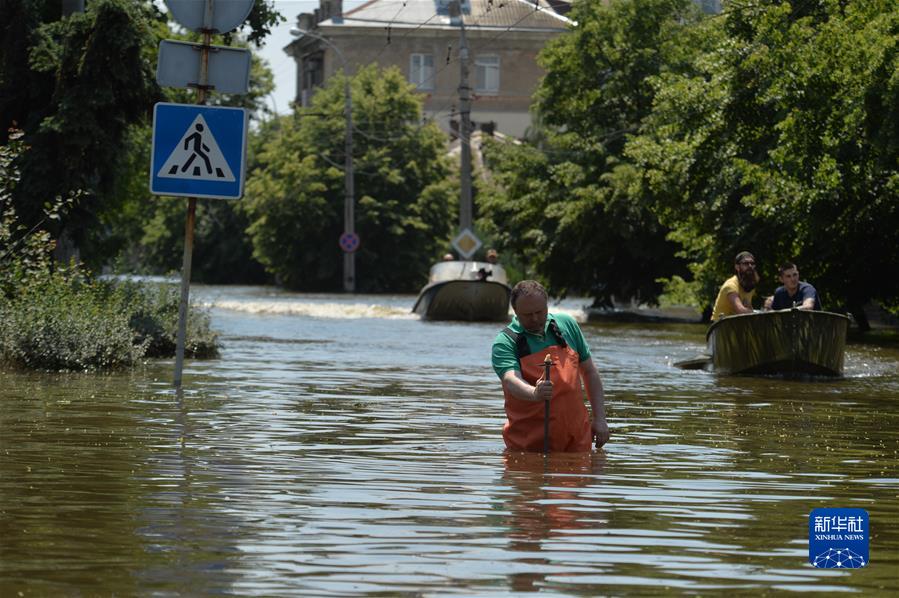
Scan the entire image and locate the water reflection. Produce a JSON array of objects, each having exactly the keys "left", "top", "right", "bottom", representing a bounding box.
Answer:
[{"left": 501, "top": 451, "right": 608, "bottom": 592}]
